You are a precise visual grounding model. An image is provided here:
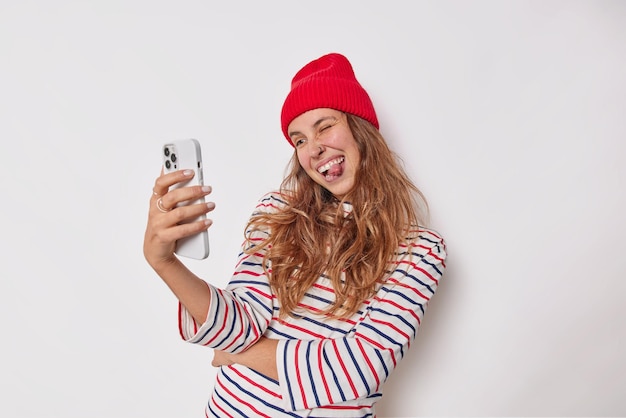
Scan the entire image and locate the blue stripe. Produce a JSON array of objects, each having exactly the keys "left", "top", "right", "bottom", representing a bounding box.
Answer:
[
  {"left": 299, "top": 316, "right": 350, "bottom": 334},
  {"left": 221, "top": 368, "right": 301, "bottom": 417},
  {"left": 212, "top": 386, "right": 248, "bottom": 417},
  {"left": 394, "top": 268, "right": 435, "bottom": 295},
  {"left": 248, "top": 366, "right": 279, "bottom": 385},
  {"left": 419, "top": 235, "right": 440, "bottom": 246},
  {"left": 370, "top": 306, "right": 417, "bottom": 337},
  {"left": 266, "top": 194, "right": 287, "bottom": 206},
  {"left": 343, "top": 339, "right": 370, "bottom": 394},
  {"left": 266, "top": 326, "right": 296, "bottom": 340},
  {"left": 206, "top": 399, "right": 221, "bottom": 417},
  {"left": 241, "top": 291, "right": 273, "bottom": 315},
  {"left": 229, "top": 278, "right": 270, "bottom": 286},
  {"left": 361, "top": 322, "right": 404, "bottom": 358},
  {"left": 190, "top": 291, "right": 222, "bottom": 343},
  {"left": 375, "top": 350, "right": 390, "bottom": 379},
  {"left": 238, "top": 295, "right": 267, "bottom": 332},
  {"left": 241, "top": 260, "right": 264, "bottom": 268},
  {"left": 420, "top": 257, "right": 443, "bottom": 277},
  {"left": 231, "top": 325, "right": 253, "bottom": 353},
  {"left": 305, "top": 341, "right": 321, "bottom": 406},
  {"left": 322, "top": 348, "right": 346, "bottom": 402},
  {"left": 213, "top": 299, "right": 238, "bottom": 348},
  {"left": 381, "top": 286, "right": 426, "bottom": 315},
  {"left": 303, "top": 292, "right": 333, "bottom": 305},
  {"left": 282, "top": 339, "right": 297, "bottom": 411}
]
